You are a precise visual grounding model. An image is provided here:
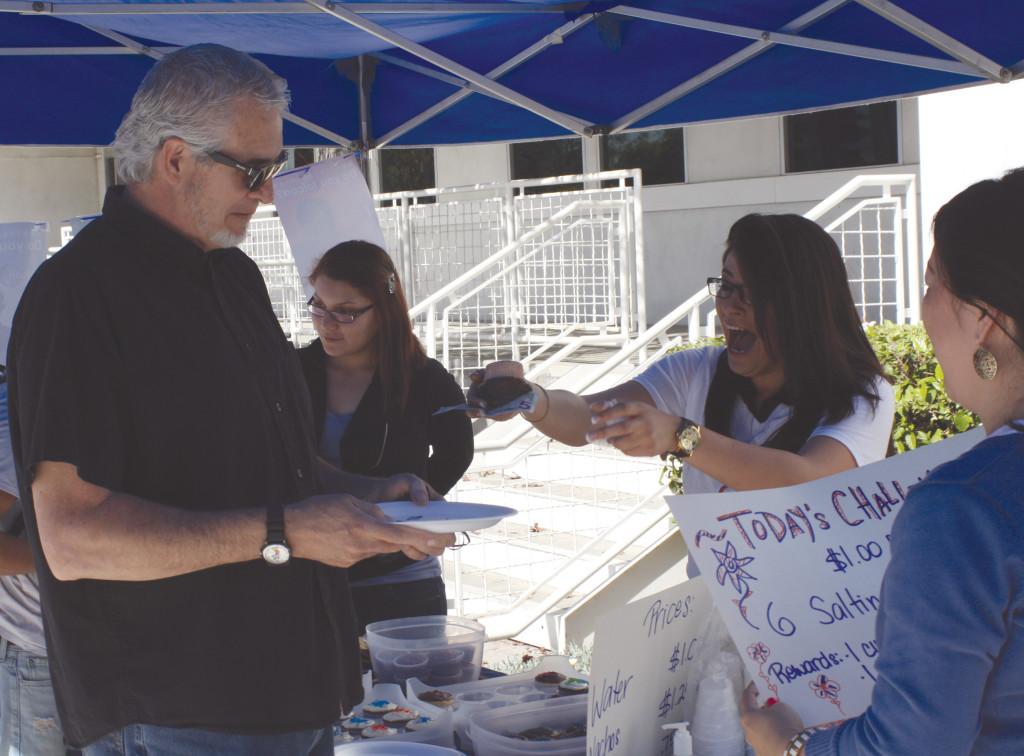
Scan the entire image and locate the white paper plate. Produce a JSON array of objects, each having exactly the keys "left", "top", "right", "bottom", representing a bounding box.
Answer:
[{"left": 377, "top": 500, "right": 517, "bottom": 533}]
